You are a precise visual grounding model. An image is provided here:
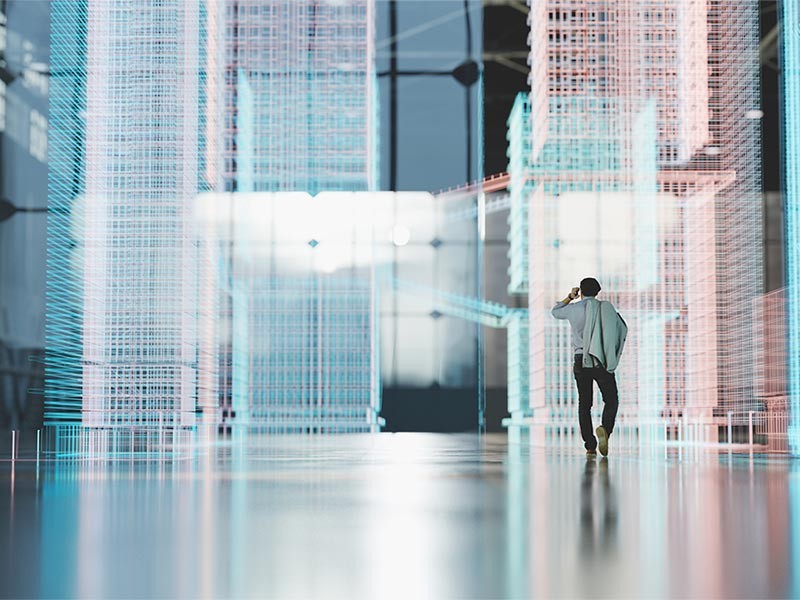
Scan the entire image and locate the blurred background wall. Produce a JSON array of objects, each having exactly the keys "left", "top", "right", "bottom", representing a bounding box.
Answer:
[{"left": 0, "top": 0, "right": 49, "bottom": 430}]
